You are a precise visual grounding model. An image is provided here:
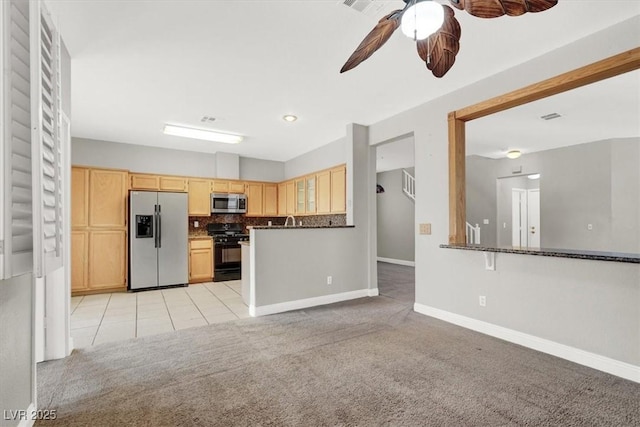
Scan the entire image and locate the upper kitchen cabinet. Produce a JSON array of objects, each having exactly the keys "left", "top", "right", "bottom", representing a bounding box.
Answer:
[
  {"left": 130, "top": 174, "right": 159, "bottom": 190},
  {"left": 89, "top": 169, "right": 128, "bottom": 228},
  {"left": 188, "top": 178, "right": 212, "bottom": 216},
  {"left": 245, "top": 182, "right": 264, "bottom": 216},
  {"left": 212, "top": 180, "right": 245, "bottom": 194},
  {"left": 306, "top": 175, "right": 316, "bottom": 214},
  {"left": 131, "top": 174, "right": 188, "bottom": 192},
  {"left": 295, "top": 179, "right": 305, "bottom": 214},
  {"left": 72, "top": 167, "right": 89, "bottom": 227},
  {"left": 277, "top": 182, "right": 287, "bottom": 216},
  {"left": 331, "top": 165, "right": 346, "bottom": 213},
  {"left": 159, "top": 176, "right": 187, "bottom": 192},
  {"left": 316, "top": 169, "right": 331, "bottom": 214},
  {"left": 263, "top": 183, "right": 278, "bottom": 216},
  {"left": 286, "top": 181, "right": 296, "bottom": 215}
]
